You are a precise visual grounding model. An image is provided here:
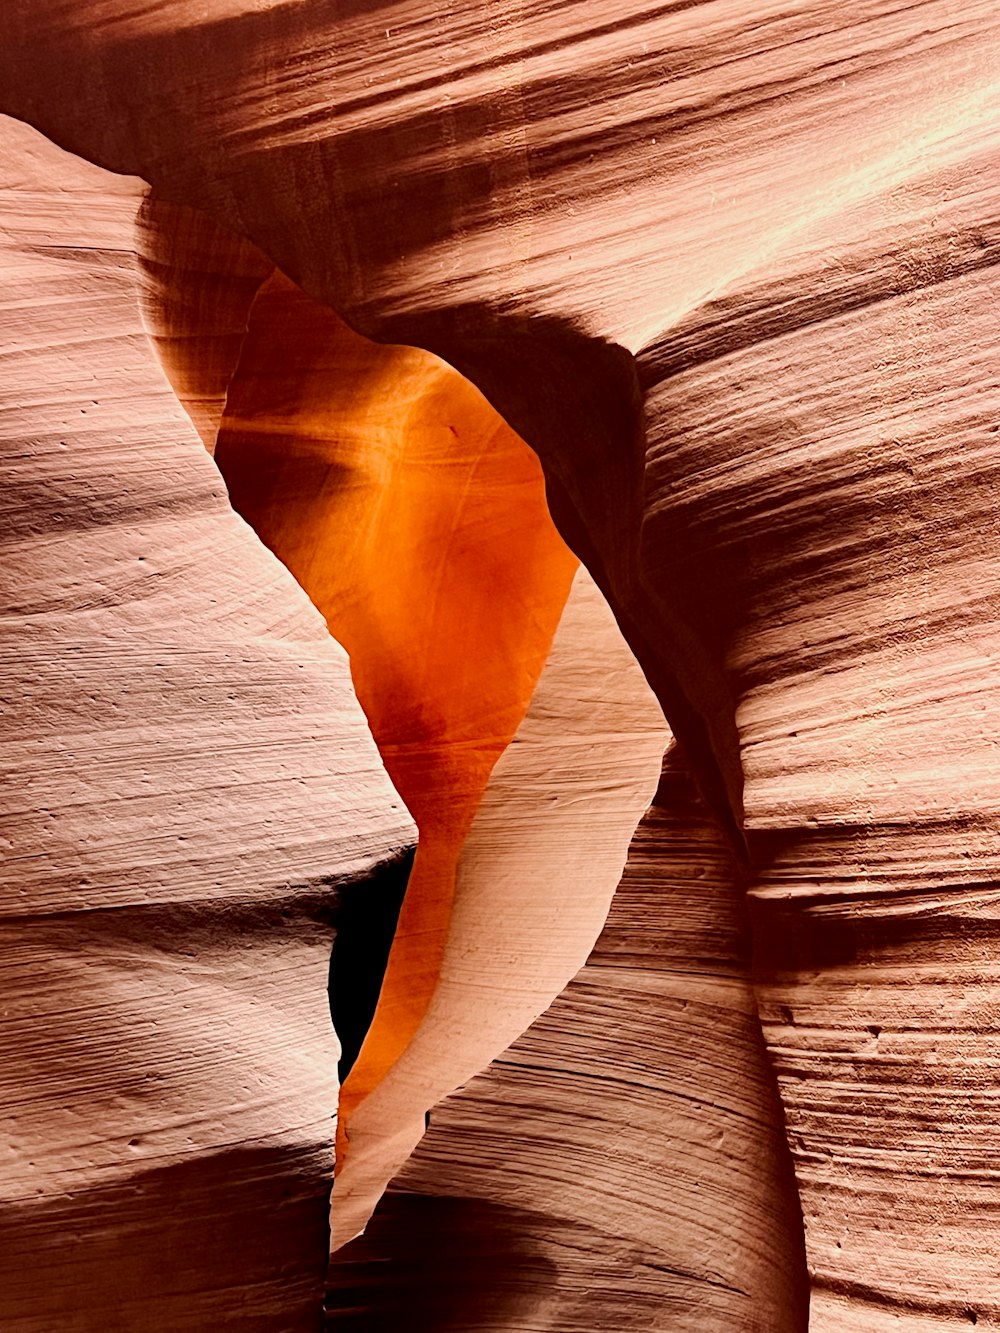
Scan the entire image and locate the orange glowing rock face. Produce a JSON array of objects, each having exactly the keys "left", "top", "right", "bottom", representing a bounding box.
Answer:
[
  {"left": 135, "top": 194, "right": 666, "bottom": 1267},
  {"left": 188, "top": 269, "right": 579, "bottom": 1145}
]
